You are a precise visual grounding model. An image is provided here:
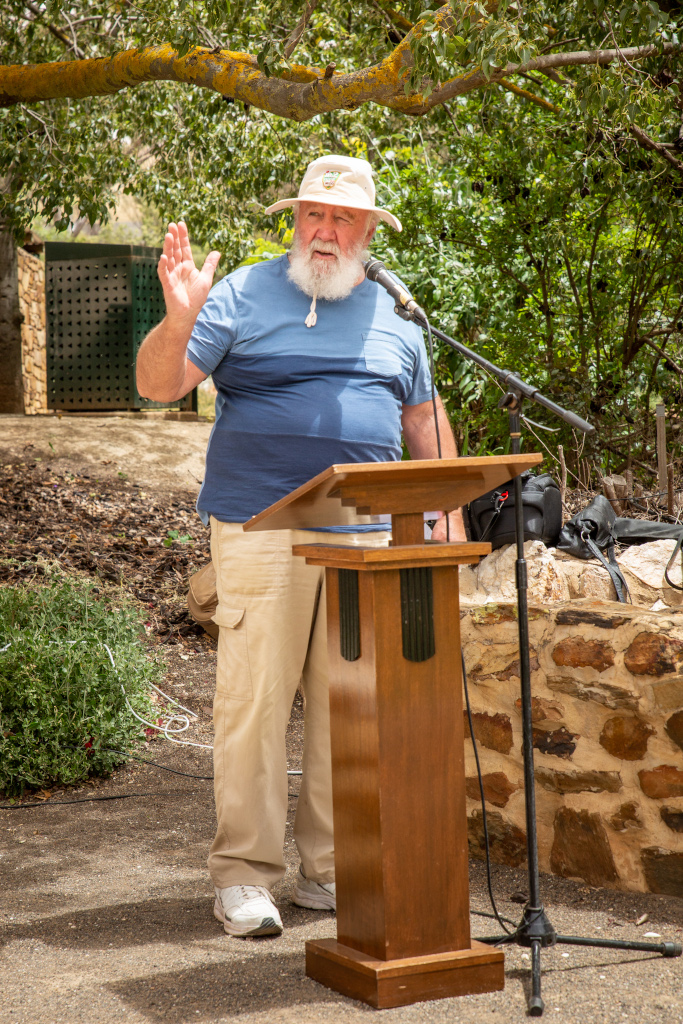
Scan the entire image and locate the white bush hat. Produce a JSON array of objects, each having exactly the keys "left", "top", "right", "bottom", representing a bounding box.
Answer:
[{"left": 264, "top": 154, "right": 402, "bottom": 231}]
